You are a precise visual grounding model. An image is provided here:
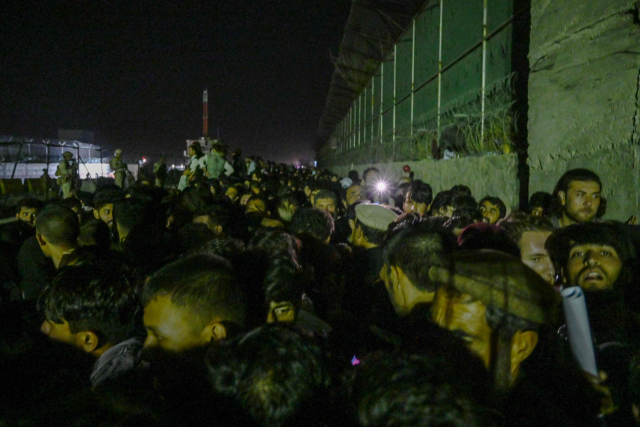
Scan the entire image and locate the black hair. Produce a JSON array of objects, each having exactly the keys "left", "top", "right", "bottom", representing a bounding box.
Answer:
[
  {"left": 16, "top": 197, "right": 45, "bottom": 212},
  {"left": 550, "top": 168, "right": 605, "bottom": 218},
  {"left": 357, "top": 219, "right": 388, "bottom": 245},
  {"left": 206, "top": 325, "right": 332, "bottom": 427},
  {"left": 249, "top": 229, "right": 301, "bottom": 261},
  {"left": 263, "top": 257, "right": 304, "bottom": 306},
  {"left": 189, "top": 142, "right": 204, "bottom": 157},
  {"left": 175, "top": 223, "right": 218, "bottom": 254},
  {"left": 347, "top": 170, "right": 359, "bottom": 182},
  {"left": 113, "top": 198, "right": 151, "bottom": 236},
  {"left": 498, "top": 212, "right": 555, "bottom": 252},
  {"left": 457, "top": 223, "right": 521, "bottom": 257},
  {"left": 407, "top": 180, "right": 433, "bottom": 206},
  {"left": 92, "top": 188, "right": 123, "bottom": 210},
  {"left": 78, "top": 219, "right": 111, "bottom": 248},
  {"left": 452, "top": 194, "right": 478, "bottom": 211},
  {"left": 59, "top": 197, "right": 82, "bottom": 212},
  {"left": 431, "top": 190, "right": 455, "bottom": 214},
  {"left": 313, "top": 189, "right": 337, "bottom": 205},
  {"left": 382, "top": 222, "right": 457, "bottom": 292},
  {"left": 479, "top": 196, "right": 507, "bottom": 220},
  {"left": 362, "top": 167, "right": 380, "bottom": 182},
  {"left": 142, "top": 254, "right": 245, "bottom": 329},
  {"left": 35, "top": 205, "right": 80, "bottom": 246},
  {"left": 39, "top": 262, "right": 141, "bottom": 345},
  {"left": 290, "top": 207, "right": 334, "bottom": 242},
  {"left": 200, "top": 237, "right": 245, "bottom": 261},
  {"left": 528, "top": 191, "right": 552, "bottom": 213},
  {"left": 451, "top": 184, "right": 472, "bottom": 196}
]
